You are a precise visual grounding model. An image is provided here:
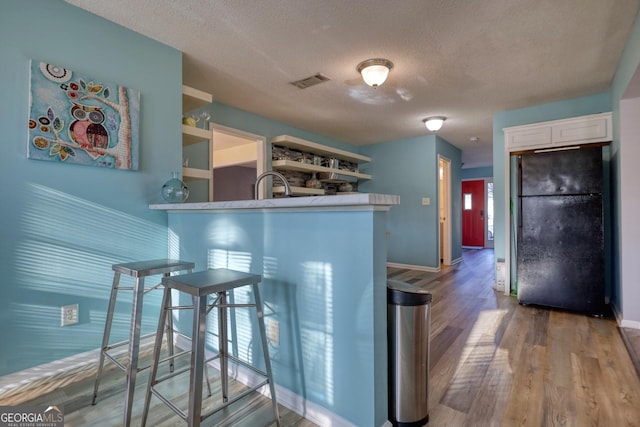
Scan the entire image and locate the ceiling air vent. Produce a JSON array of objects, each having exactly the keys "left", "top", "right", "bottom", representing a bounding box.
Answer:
[{"left": 289, "top": 73, "right": 330, "bottom": 89}]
